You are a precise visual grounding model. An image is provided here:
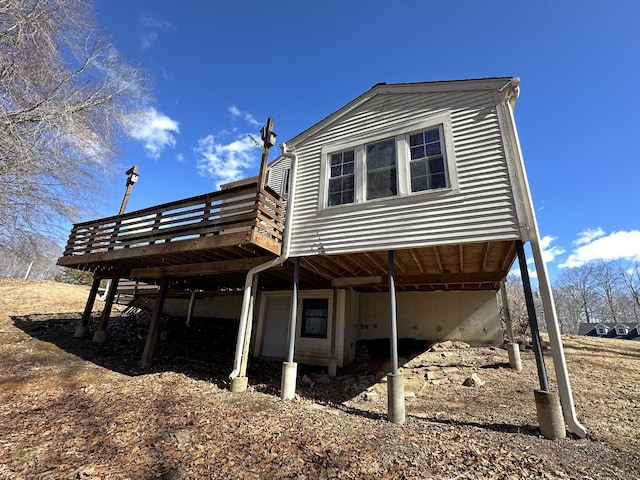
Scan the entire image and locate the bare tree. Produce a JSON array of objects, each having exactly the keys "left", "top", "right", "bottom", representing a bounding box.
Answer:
[
  {"left": 555, "top": 265, "right": 599, "bottom": 326},
  {"left": 591, "top": 261, "right": 623, "bottom": 323},
  {"left": 0, "top": 232, "right": 62, "bottom": 279},
  {"left": 618, "top": 262, "right": 640, "bottom": 322},
  {"left": 0, "top": 0, "right": 151, "bottom": 251},
  {"left": 497, "top": 275, "right": 530, "bottom": 339}
]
